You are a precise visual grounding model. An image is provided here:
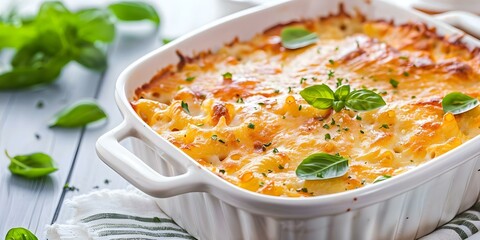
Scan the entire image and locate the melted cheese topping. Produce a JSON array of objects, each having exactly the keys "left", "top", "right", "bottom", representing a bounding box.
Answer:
[{"left": 132, "top": 14, "right": 480, "bottom": 197}]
